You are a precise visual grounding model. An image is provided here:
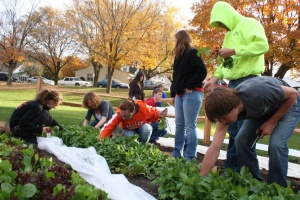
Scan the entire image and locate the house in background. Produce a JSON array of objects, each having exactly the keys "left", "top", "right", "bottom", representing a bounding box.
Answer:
[
  {"left": 75, "top": 66, "right": 131, "bottom": 84},
  {"left": 75, "top": 65, "right": 171, "bottom": 87},
  {"left": 0, "top": 64, "right": 29, "bottom": 82}
]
